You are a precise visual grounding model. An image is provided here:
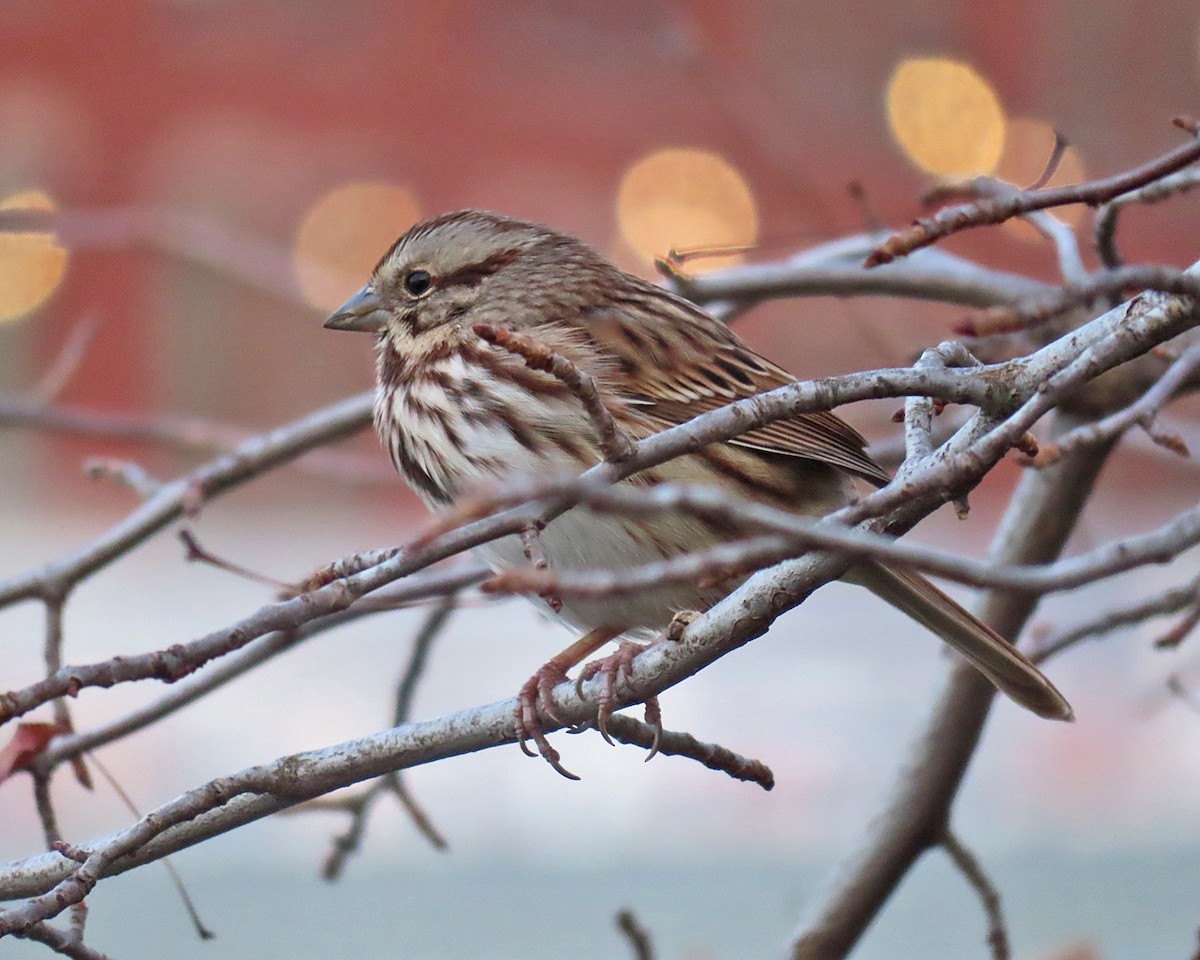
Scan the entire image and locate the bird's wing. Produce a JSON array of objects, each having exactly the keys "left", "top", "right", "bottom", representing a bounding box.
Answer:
[{"left": 582, "top": 293, "right": 892, "bottom": 487}]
